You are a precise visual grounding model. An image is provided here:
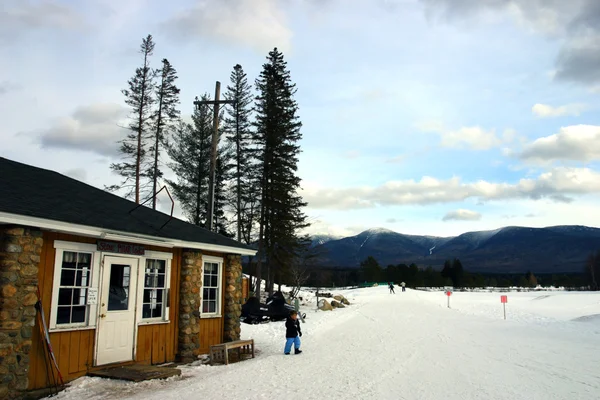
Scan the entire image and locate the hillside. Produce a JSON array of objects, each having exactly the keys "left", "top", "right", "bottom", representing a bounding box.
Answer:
[{"left": 313, "top": 225, "right": 600, "bottom": 273}]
